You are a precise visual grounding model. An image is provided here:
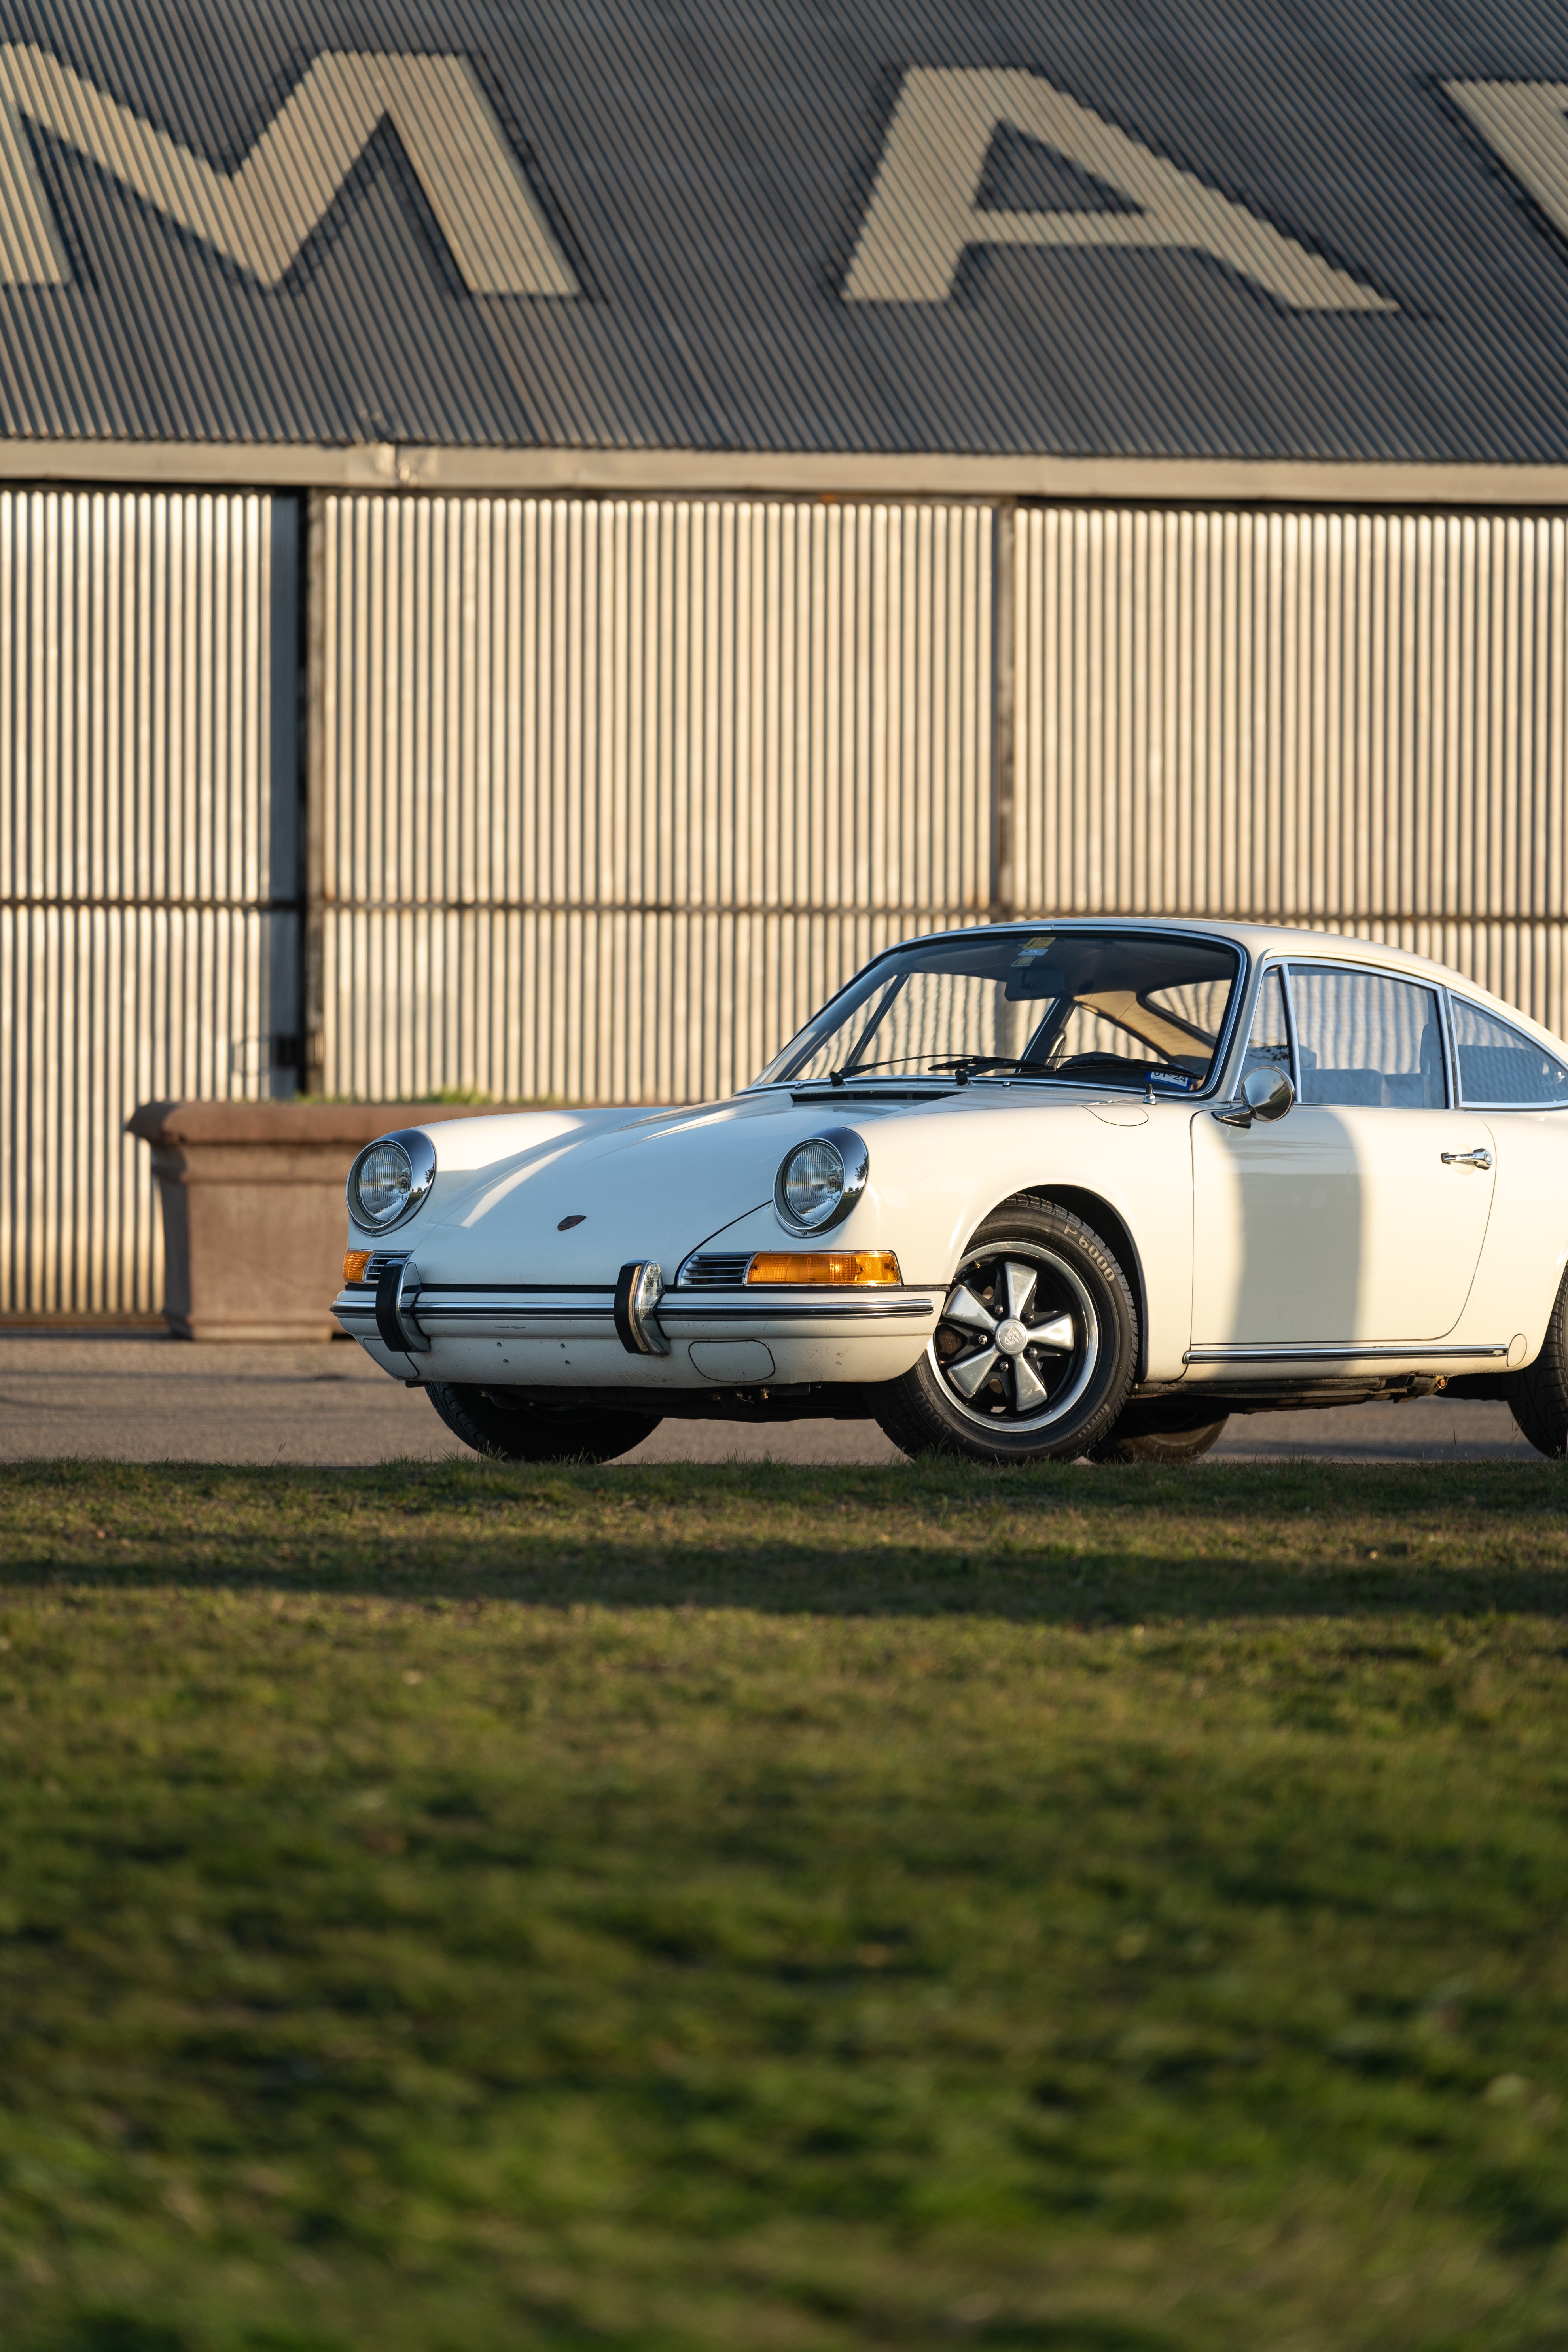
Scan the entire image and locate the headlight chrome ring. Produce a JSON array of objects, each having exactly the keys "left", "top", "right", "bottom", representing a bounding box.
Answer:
[
  {"left": 774, "top": 1126, "right": 869, "bottom": 1235},
  {"left": 346, "top": 1128, "right": 438, "bottom": 1233}
]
